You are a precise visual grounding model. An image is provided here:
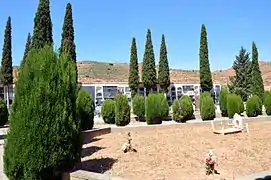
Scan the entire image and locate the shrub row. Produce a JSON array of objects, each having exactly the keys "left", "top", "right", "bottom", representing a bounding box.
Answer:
[{"left": 101, "top": 94, "right": 130, "bottom": 126}]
